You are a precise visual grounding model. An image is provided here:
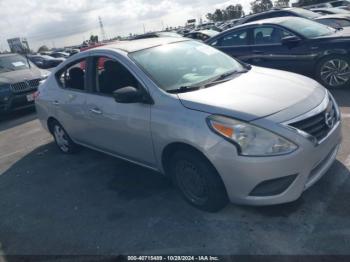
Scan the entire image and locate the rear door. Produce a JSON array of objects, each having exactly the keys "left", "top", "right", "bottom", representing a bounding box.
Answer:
[
  {"left": 208, "top": 28, "right": 252, "bottom": 62},
  {"left": 53, "top": 57, "right": 91, "bottom": 142}
]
